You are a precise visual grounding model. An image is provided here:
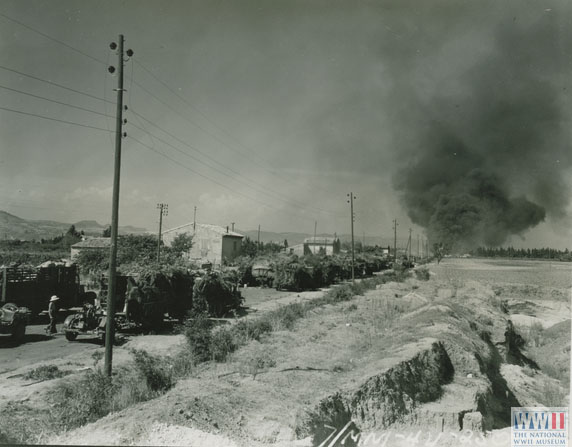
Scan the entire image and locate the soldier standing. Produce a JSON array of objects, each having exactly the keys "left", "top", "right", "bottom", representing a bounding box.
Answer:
[{"left": 47, "top": 295, "right": 60, "bottom": 334}]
